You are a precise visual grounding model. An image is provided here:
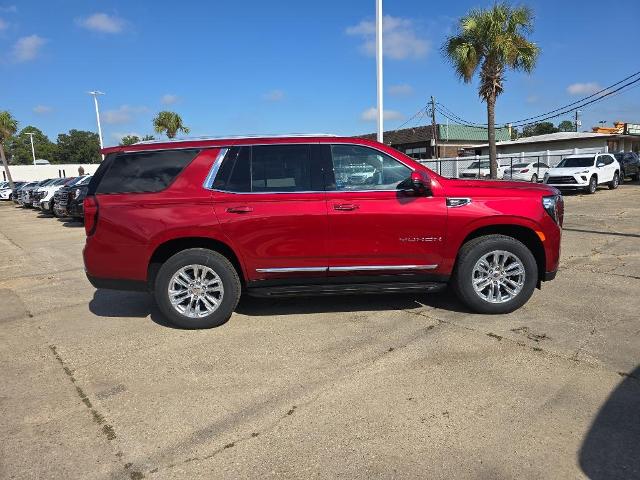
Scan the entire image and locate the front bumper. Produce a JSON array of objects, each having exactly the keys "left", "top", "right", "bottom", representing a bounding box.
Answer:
[{"left": 544, "top": 174, "right": 589, "bottom": 188}]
